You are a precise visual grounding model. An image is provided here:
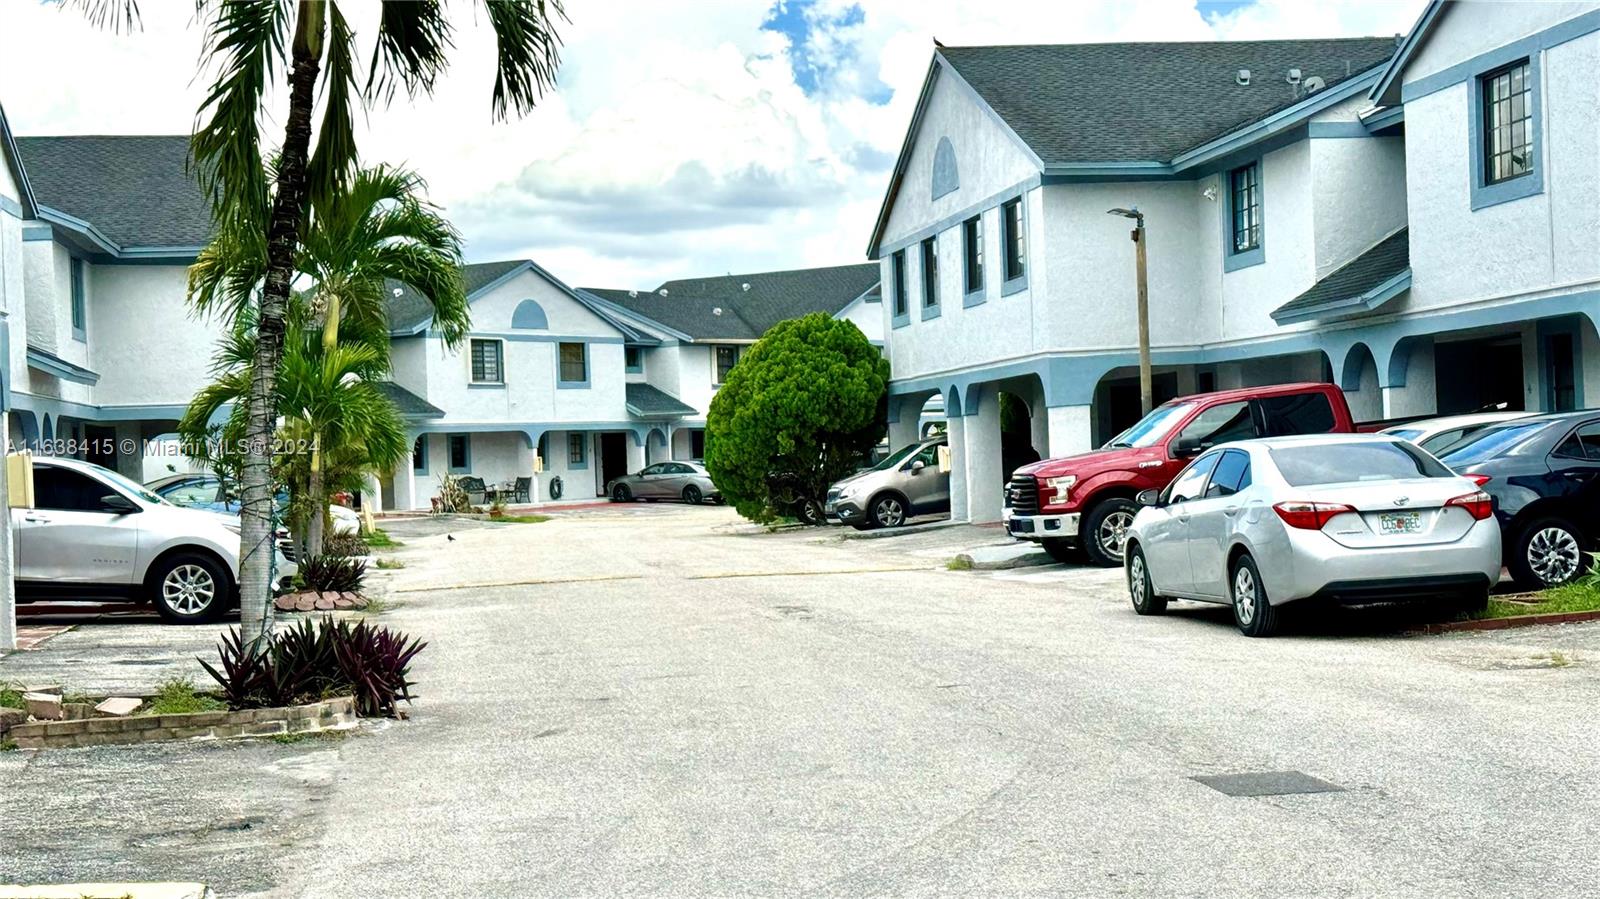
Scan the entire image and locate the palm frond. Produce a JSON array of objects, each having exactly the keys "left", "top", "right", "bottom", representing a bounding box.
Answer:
[
  {"left": 190, "top": 0, "right": 289, "bottom": 218},
  {"left": 367, "top": 0, "right": 453, "bottom": 104},
  {"left": 307, "top": 2, "right": 359, "bottom": 208},
  {"left": 63, "top": 0, "right": 141, "bottom": 33},
  {"left": 479, "top": 0, "right": 567, "bottom": 120}
]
